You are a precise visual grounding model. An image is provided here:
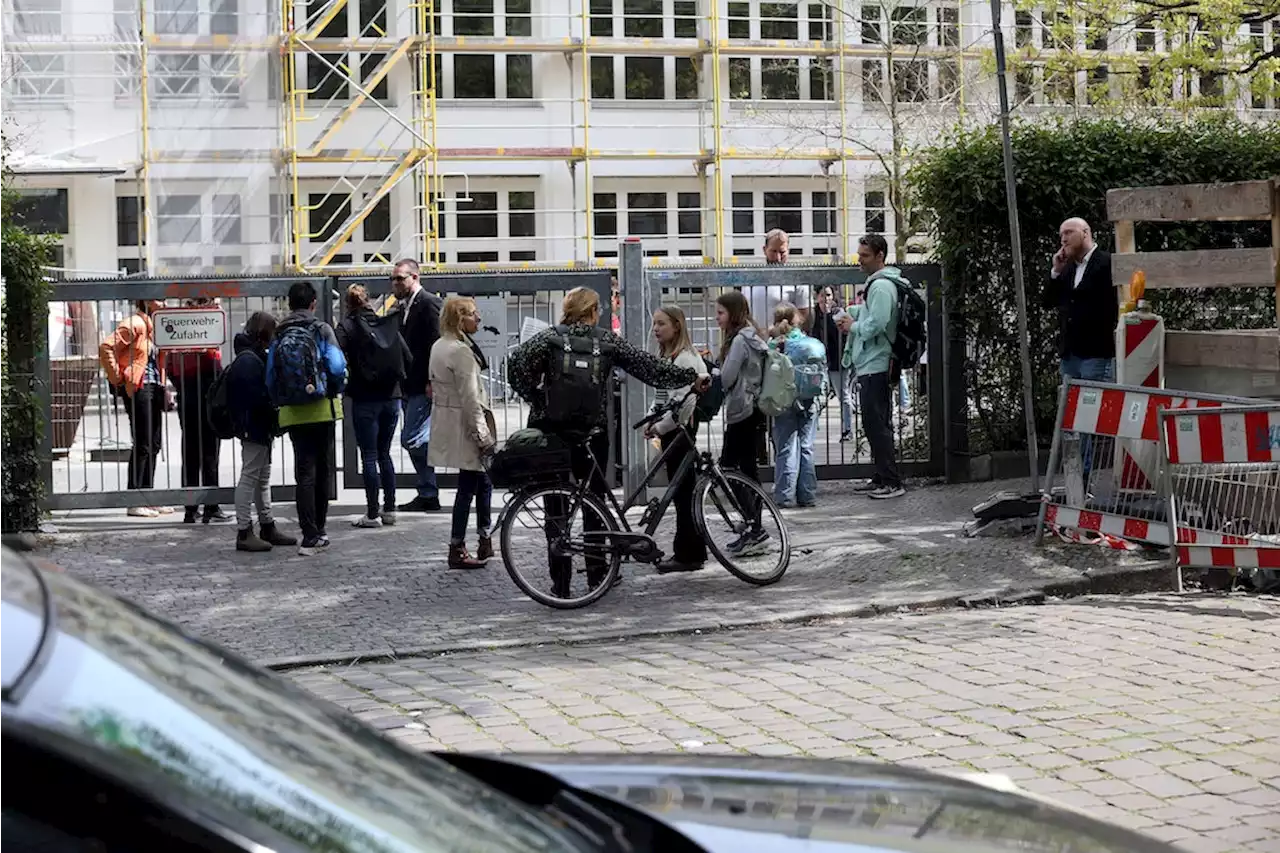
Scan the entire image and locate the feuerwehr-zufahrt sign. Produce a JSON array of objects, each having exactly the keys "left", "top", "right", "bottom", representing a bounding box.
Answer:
[{"left": 153, "top": 308, "right": 227, "bottom": 350}]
